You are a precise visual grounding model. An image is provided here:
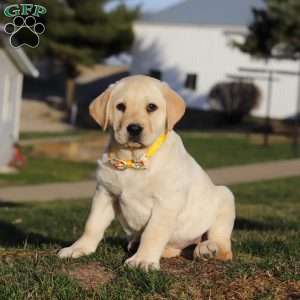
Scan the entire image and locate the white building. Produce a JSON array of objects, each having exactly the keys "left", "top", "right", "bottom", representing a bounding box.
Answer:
[
  {"left": 0, "top": 26, "right": 39, "bottom": 169},
  {"left": 131, "top": 0, "right": 299, "bottom": 119}
]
